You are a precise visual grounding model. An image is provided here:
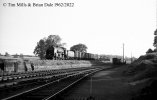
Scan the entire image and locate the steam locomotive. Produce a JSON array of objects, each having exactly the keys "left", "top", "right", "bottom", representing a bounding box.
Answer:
[
  {"left": 112, "top": 58, "right": 126, "bottom": 65},
  {"left": 45, "top": 46, "right": 100, "bottom": 60}
]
